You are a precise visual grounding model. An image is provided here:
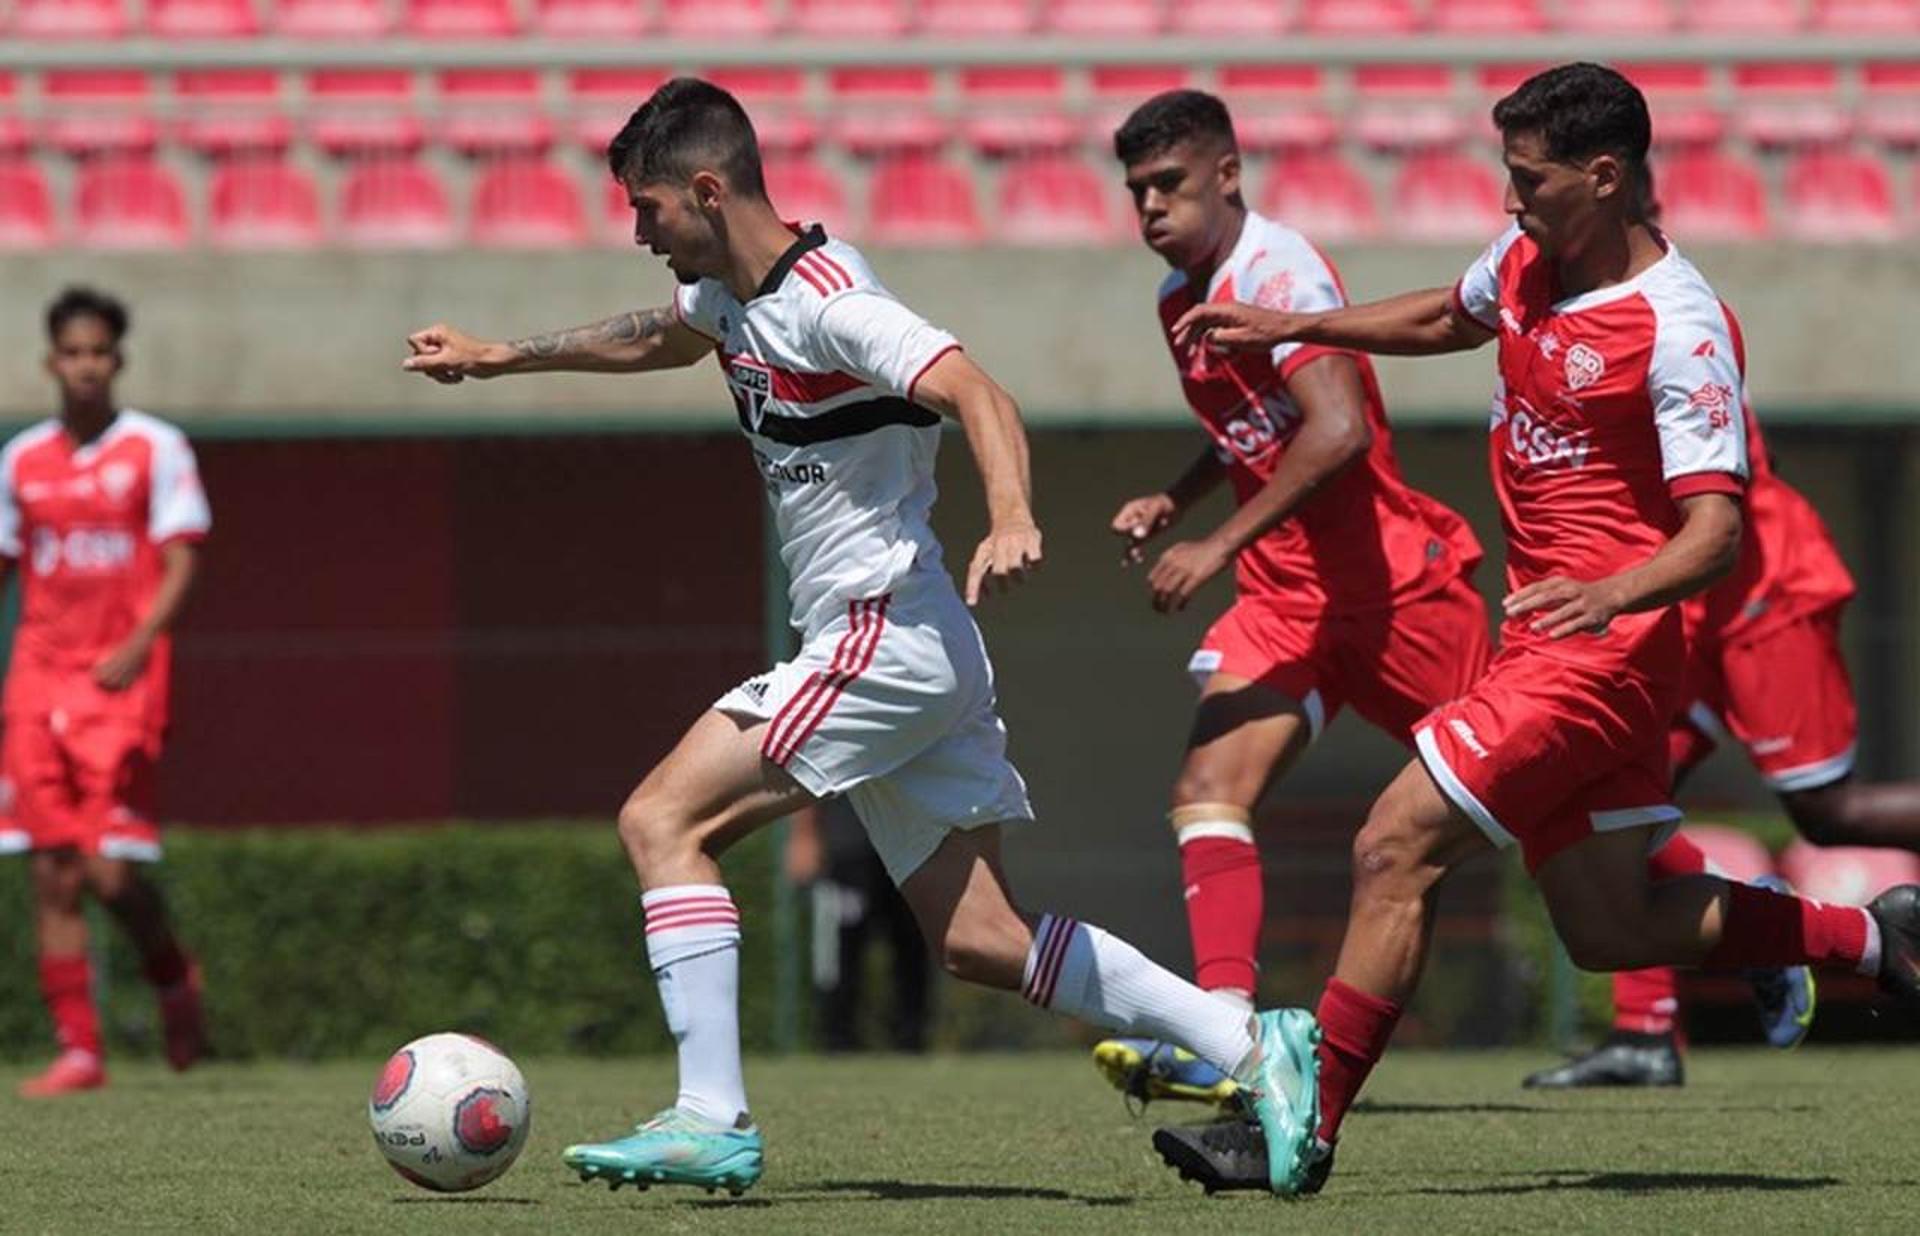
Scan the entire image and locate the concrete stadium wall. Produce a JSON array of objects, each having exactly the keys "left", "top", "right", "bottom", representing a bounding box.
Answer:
[{"left": 0, "top": 244, "right": 1917, "bottom": 426}]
